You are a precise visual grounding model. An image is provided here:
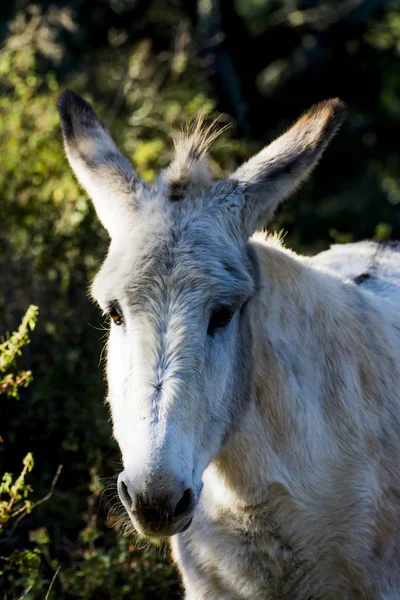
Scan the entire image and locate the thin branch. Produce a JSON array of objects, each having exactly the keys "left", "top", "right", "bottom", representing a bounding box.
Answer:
[
  {"left": 12, "top": 465, "right": 63, "bottom": 531},
  {"left": 10, "top": 503, "right": 32, "bottom": 519},
  {"left": 17, "top": 585, "right": 33, "bottom": 600},
  {"left": 31, "top": 464, "right": 63, "bottom": 510},
  {"left": 45, "top": 566, "right": 61, "bottom": 600}
]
